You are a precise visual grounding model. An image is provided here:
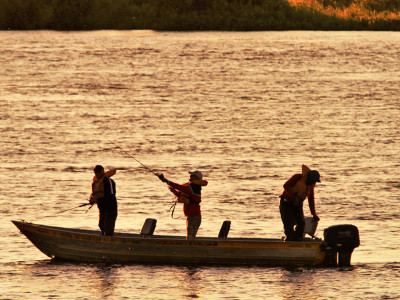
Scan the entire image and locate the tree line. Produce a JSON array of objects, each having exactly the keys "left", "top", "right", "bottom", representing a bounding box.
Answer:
[{"left": 0, "top": 0, "right": 399, "bottom": 31}]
